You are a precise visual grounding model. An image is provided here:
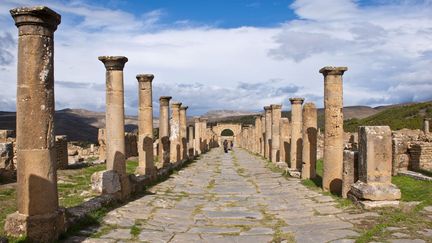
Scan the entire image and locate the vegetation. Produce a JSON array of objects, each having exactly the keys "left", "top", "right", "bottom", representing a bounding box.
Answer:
[{"left": 344, "top": 101, "right": 432, "bottom": 132}]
